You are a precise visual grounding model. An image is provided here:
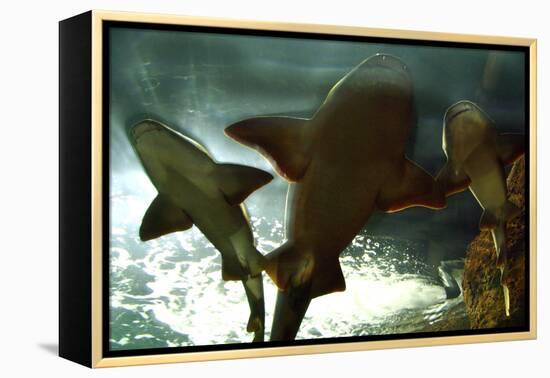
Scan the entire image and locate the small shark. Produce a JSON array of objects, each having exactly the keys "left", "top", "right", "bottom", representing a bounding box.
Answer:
[
  {"left": 225, "top": 54, "right": 446, "bottom": 340},
  {"left": 129, "top": 119, "right": 273, "bottom": 342},
  {"left": 436, "top": 100, "right": 524, "bottom": 317},
  {"left": 438, "top": 259, "right": 465, "bottom": 299}
]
